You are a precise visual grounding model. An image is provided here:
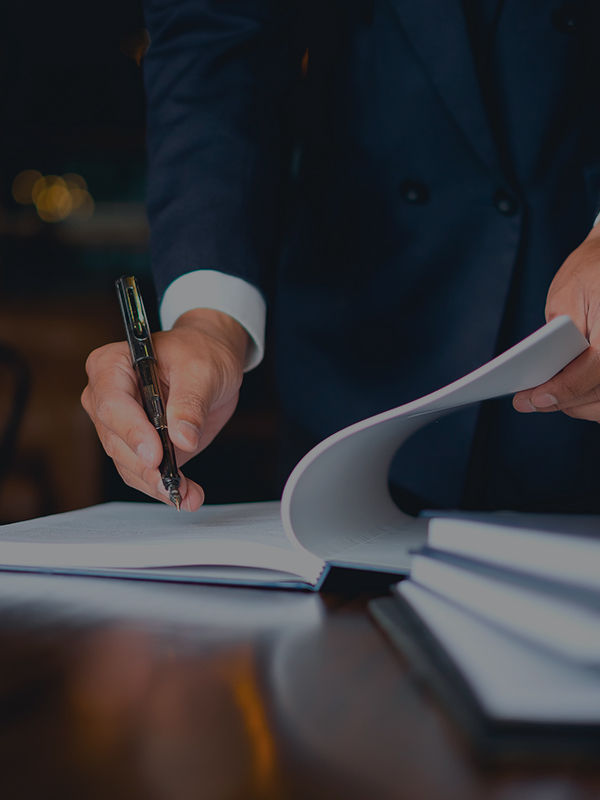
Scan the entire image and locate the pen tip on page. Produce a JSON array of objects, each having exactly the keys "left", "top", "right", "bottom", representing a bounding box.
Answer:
[{"left": 169, "top": 489, "right": 182, "bottom": 511}]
